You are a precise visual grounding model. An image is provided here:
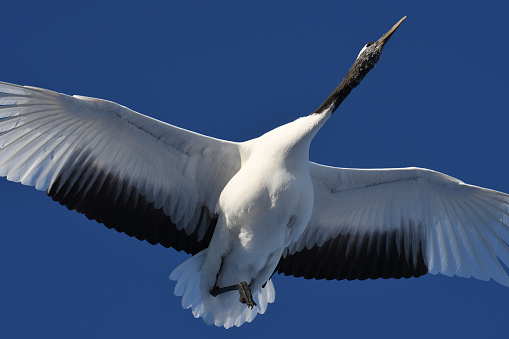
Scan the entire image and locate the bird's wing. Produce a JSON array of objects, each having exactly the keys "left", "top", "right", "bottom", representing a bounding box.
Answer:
[
  {"left": 0, "top": 81, "right": 242, "bottom": 254},
  {"left": 277, "top": 163, "right": 509, "bottom": 286}
]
